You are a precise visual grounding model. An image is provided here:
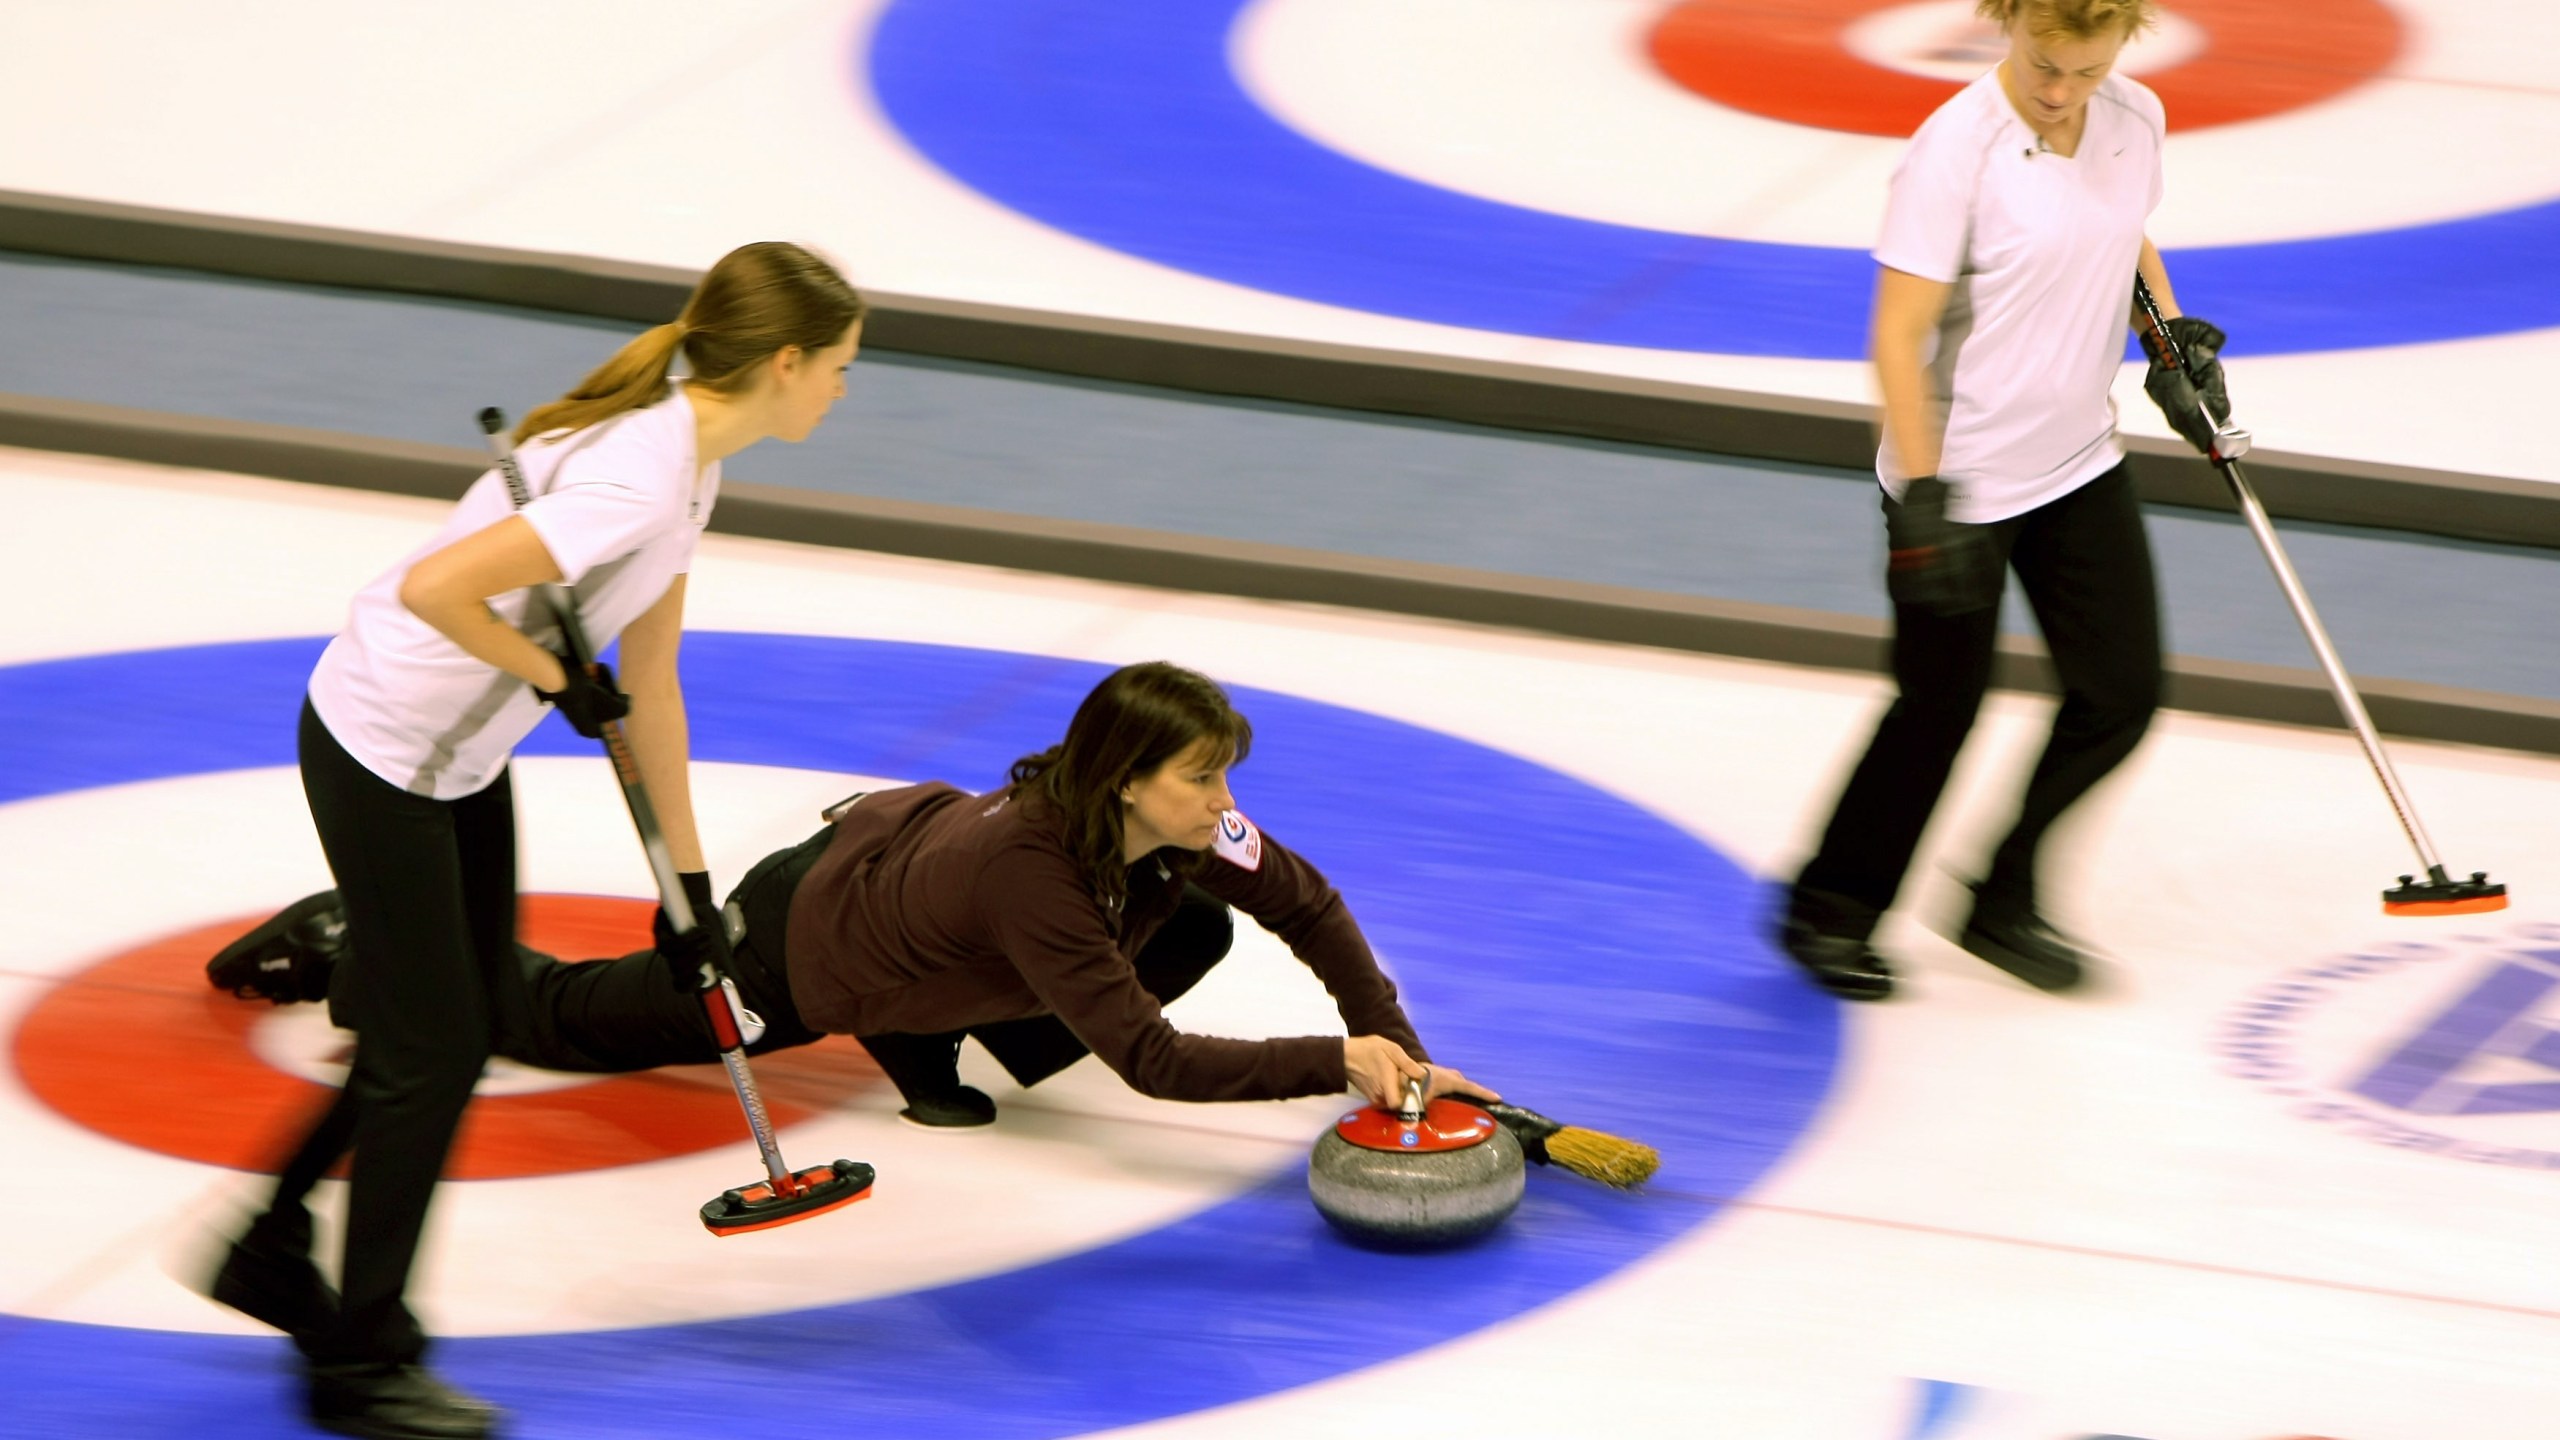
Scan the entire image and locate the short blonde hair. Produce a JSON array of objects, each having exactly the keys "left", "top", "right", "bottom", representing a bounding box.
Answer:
[{"left": 1975, "top": 0, "right": 2154, "bottom": 42}]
